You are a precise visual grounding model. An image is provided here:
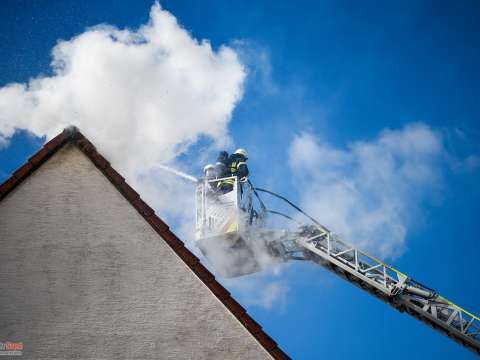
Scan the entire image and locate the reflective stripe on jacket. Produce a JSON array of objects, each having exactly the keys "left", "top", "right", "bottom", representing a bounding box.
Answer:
[{"left": 229, "top": 154, "right": 249, "bottom": 179}]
